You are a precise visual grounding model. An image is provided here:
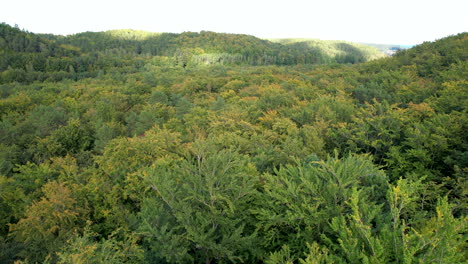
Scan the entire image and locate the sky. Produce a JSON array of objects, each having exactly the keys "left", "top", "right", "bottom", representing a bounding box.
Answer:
[{"left": 1, "top": 0, "right": 467, "bottom": 45}]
